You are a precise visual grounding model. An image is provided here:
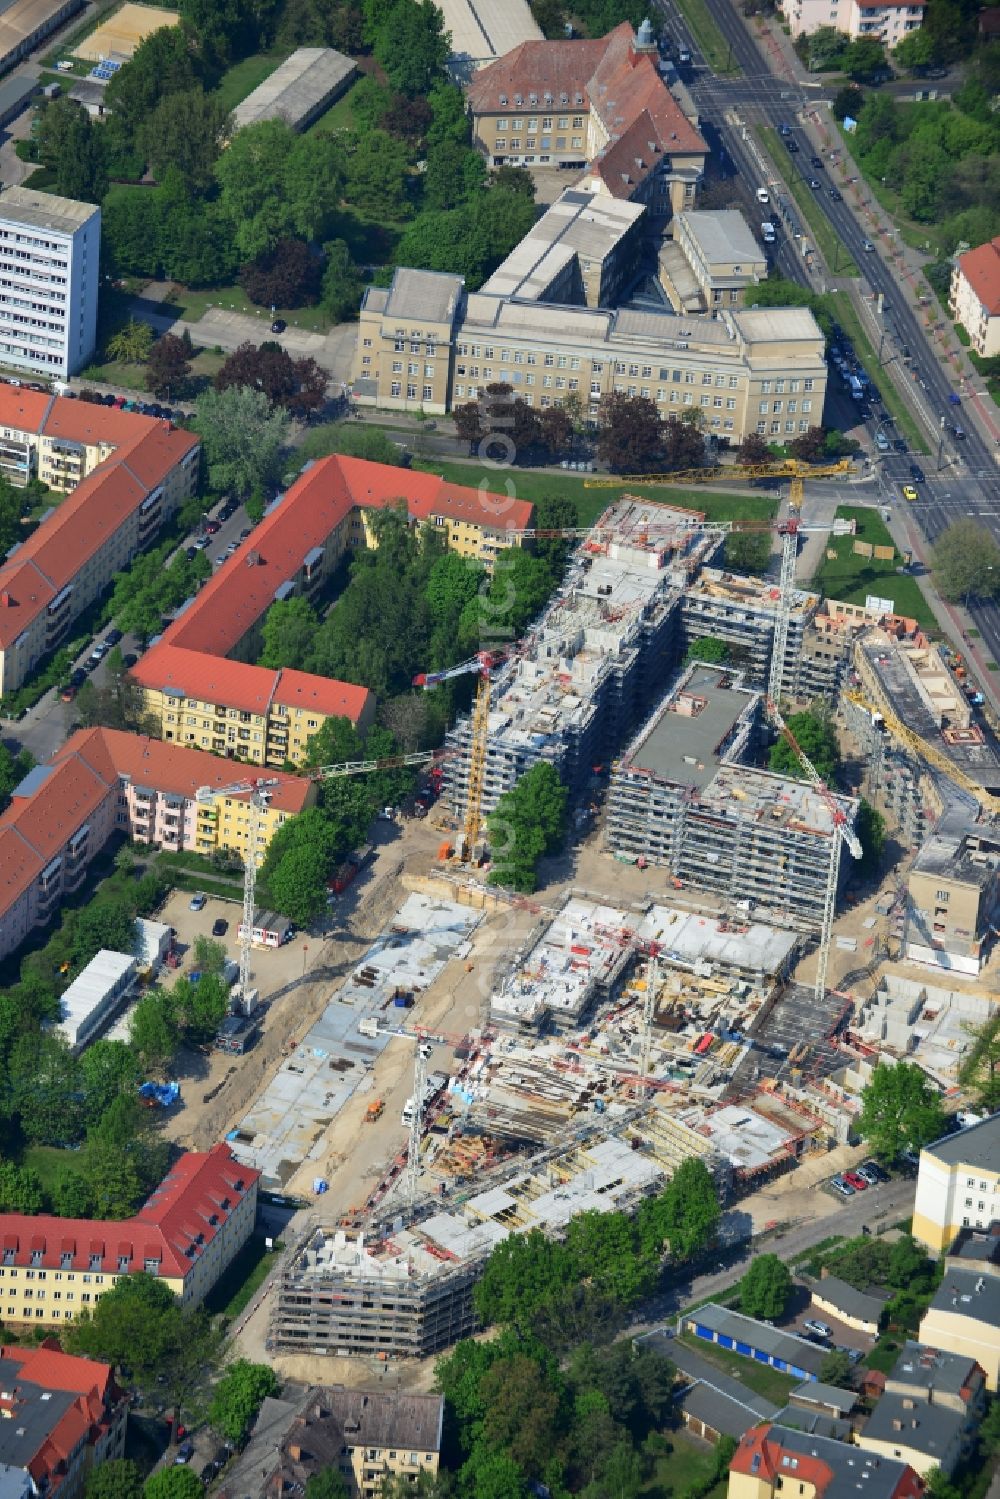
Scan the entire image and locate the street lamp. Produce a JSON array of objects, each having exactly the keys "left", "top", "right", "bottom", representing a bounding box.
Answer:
[{"left": 937, "top": 415, "right": 946, "bottom": 473}]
